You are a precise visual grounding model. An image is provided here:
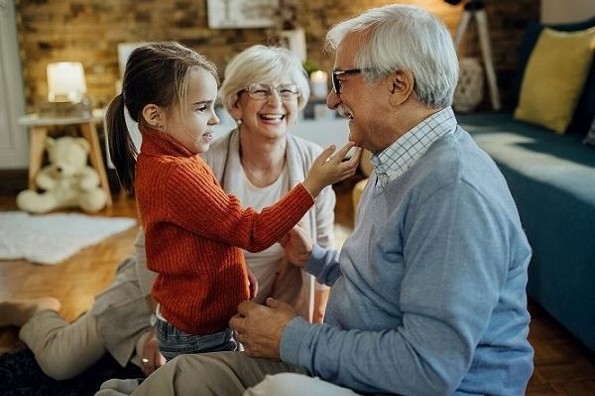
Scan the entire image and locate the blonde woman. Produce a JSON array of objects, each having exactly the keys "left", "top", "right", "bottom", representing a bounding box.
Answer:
[{"left": 203, "top": 45, "right": 335, "bottom": 323}]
